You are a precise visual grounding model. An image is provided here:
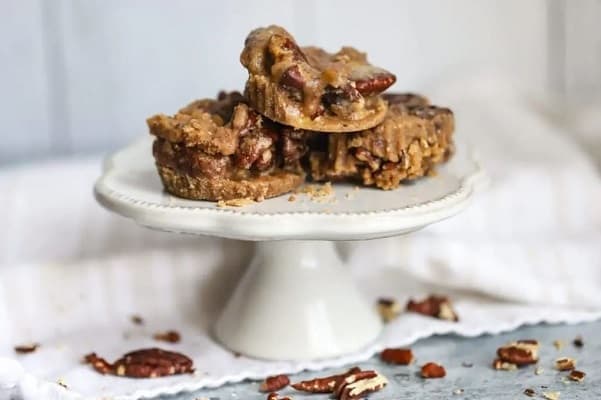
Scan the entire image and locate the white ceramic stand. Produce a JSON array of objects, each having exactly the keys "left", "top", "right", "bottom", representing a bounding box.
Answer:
[
  {"left": 214, "top": 240, "right": 381, "bottom": 360},
  {"left": 94, "top": 137, "right": 485, "bottom": 360}
]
